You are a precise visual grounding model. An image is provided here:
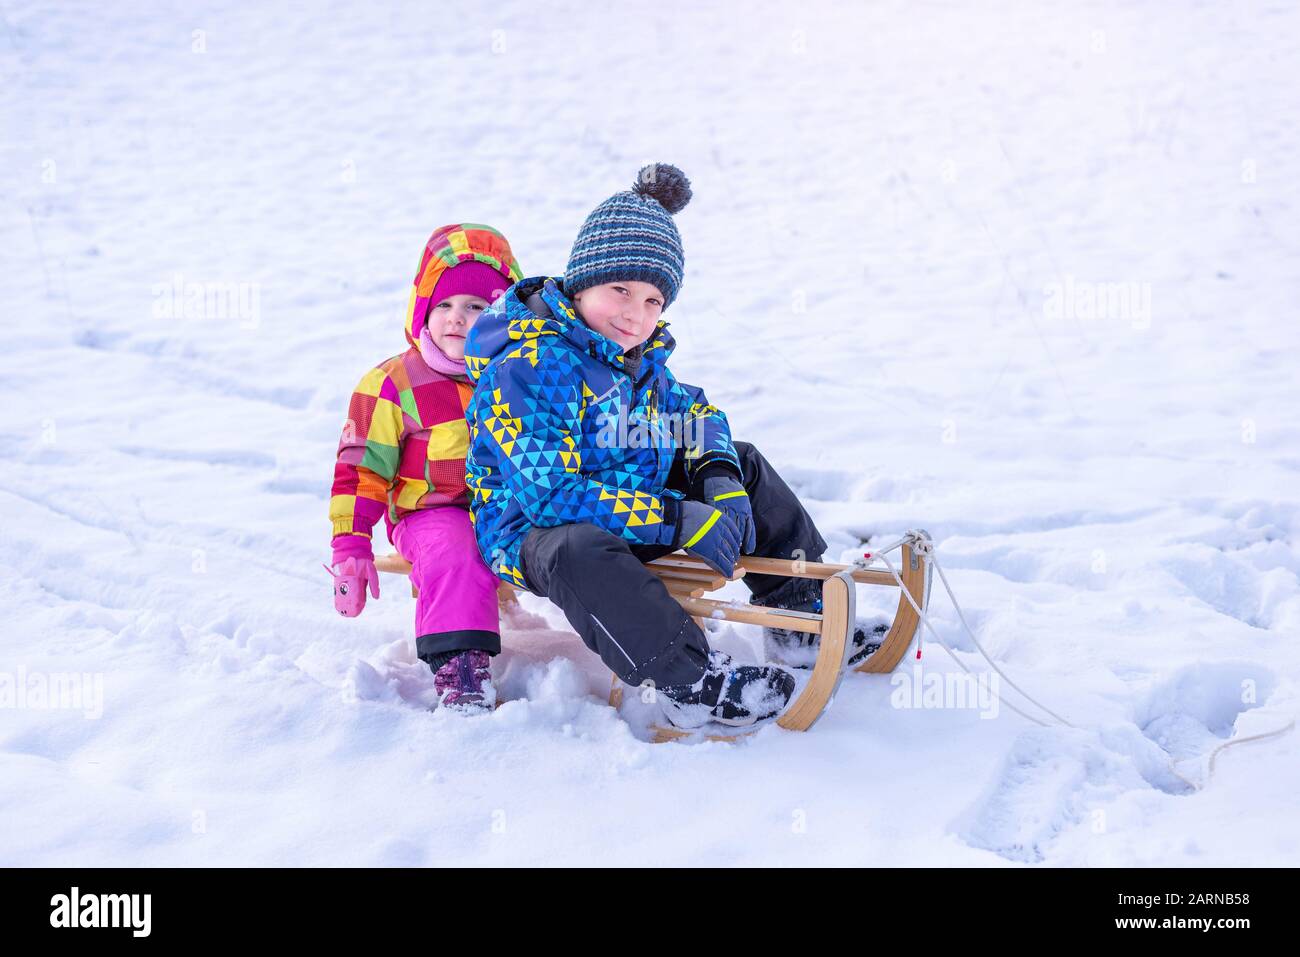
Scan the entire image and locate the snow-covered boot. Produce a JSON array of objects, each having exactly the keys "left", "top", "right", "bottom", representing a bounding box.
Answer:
[
  {"left": 656, "top": 650, "right": 796, "bottom": 729},
  {"left": 426, "top": 650, "right": 496, "bottom": 713},
  {"left": 755, "top": 576, "right": 889, "bottom": 668}
]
